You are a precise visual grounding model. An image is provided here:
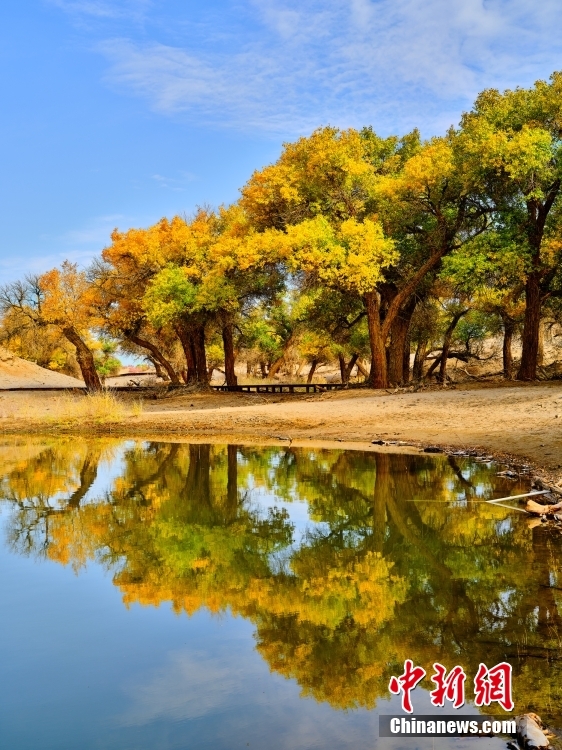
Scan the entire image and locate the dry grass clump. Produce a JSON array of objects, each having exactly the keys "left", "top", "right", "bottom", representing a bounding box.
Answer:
[{"left": 44, "top": 391, "right": 143, "bottom": 427}]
